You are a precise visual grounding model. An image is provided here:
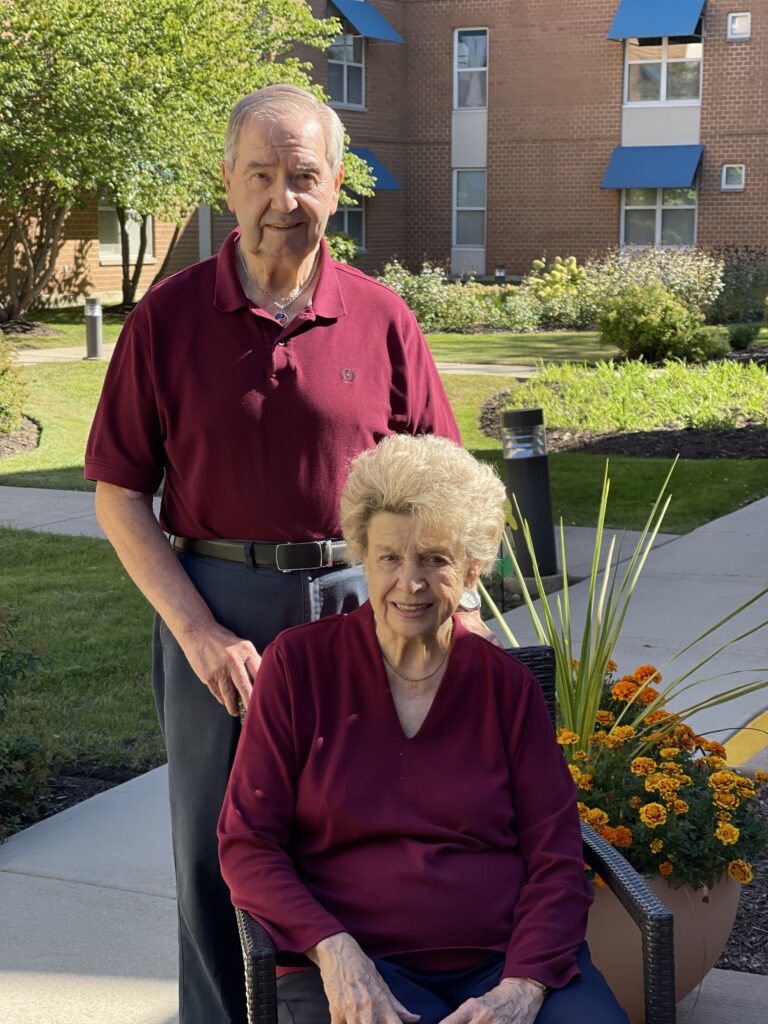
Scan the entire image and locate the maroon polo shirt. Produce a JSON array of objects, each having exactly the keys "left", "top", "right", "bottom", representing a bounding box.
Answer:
[{"left": 85, "top": 233, "right": 460, "bottom": 540}]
